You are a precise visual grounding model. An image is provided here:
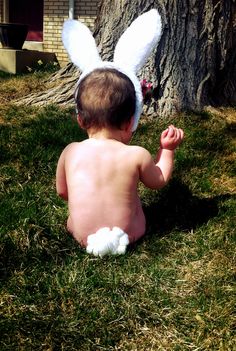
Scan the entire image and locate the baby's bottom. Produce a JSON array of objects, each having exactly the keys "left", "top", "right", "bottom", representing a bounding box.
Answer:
[
  {"left": 128, "top": 196, "right": 146, "bottom": 243},
  {"left": 66, "top": 201, "right": 146, "bottom": 254},
  {"left": 67, "top": 217, "right": 129, "bottom": 257}
]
